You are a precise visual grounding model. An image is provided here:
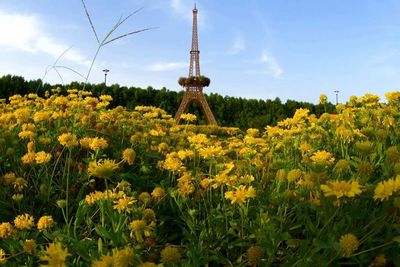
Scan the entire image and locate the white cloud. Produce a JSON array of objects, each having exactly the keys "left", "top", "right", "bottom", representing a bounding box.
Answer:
[
  {"left": 228, "top": 33, "right": 245, "bottom": 55},
  {"left": 0, "top": 11, "right": 90, "bottom": 67},
  {"left": 146, "top": 61, "right": 188, "bottom": 71},
  {"left": 260, "top": 51, "right": 283, "bottom": 78},
  {"left": 169, "top": 0, "right": 192, "bottom": 21}
]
